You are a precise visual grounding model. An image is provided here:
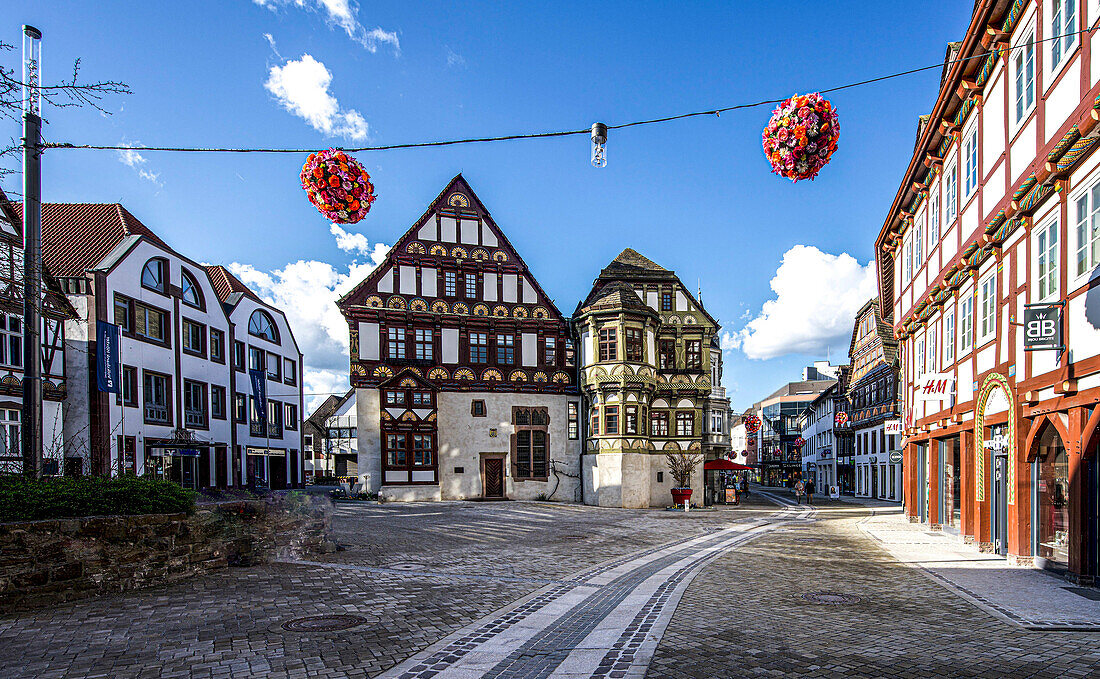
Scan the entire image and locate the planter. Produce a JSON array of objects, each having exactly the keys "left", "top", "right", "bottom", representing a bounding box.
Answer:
[{"left": 670, "top": 488, "right": 693, "bottom": 507}]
